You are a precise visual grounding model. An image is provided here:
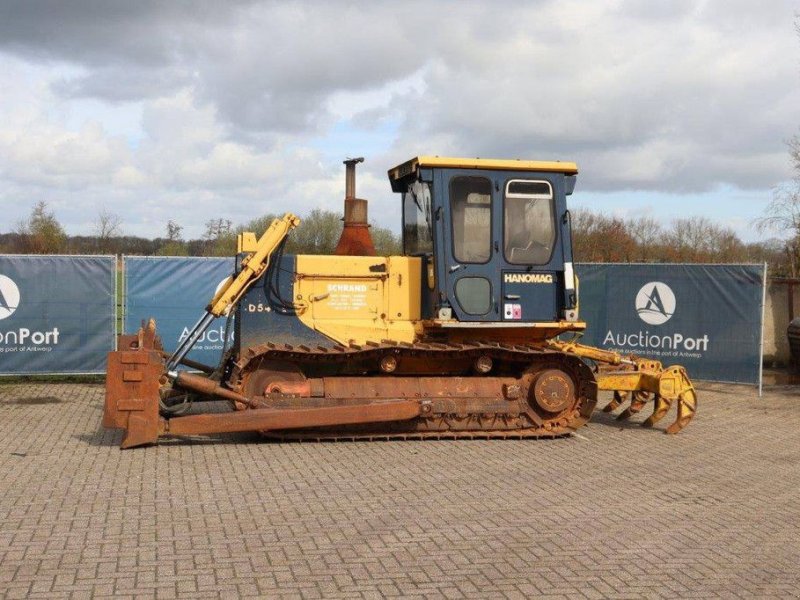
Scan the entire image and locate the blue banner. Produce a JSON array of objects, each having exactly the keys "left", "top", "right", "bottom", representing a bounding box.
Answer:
[
  {"left": 0, "top": 255, "right": 116, "bottom": 375},
  {"left": 575, "top": 264, "right": 765, "bottom": 384},
  {"left": 124, "top": 256, "right": 235, "bottom": 368}
]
